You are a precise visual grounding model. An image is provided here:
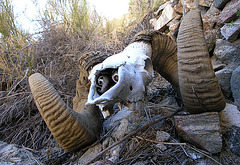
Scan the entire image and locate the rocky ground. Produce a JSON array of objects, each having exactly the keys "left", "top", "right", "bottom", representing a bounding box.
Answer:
[{"left": 0, "top": 0, "right": 240, "bottom": 164}]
